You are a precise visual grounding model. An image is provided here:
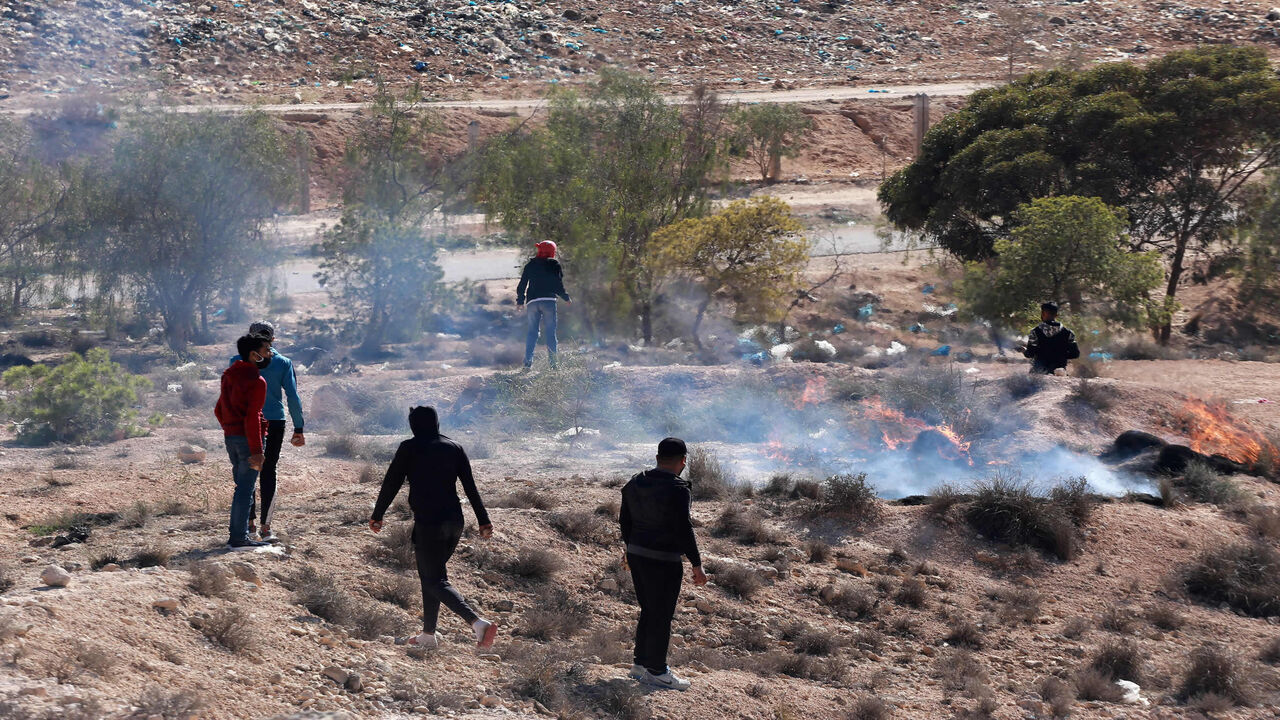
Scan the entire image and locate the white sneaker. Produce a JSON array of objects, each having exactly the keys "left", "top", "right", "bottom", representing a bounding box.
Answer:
[
  {"left": 639, "top": 669, "right": 691, "bottom": 691},
  {"left": 473, "top": 618, "right": 497, "bottom": 648},
  {"left": 628, "top": 664, "right": 645, "bottom": 680},
  {"left": 408, "top": 632, "right": 441, "bottom": 649}
]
